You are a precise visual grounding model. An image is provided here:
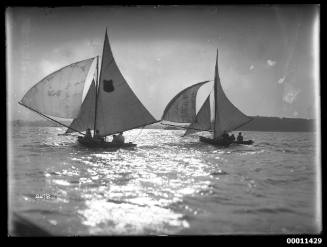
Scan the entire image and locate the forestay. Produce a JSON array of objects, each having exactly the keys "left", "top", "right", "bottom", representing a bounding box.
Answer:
[
  {"left": 21, "top": 58, "right": 95, "bottom": 119},
  {"left": 161, "top": 80, "right": 210, "bottom": 123},
  {"left": 95, "top": 31, "right": 157, "bottom": 137}
]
